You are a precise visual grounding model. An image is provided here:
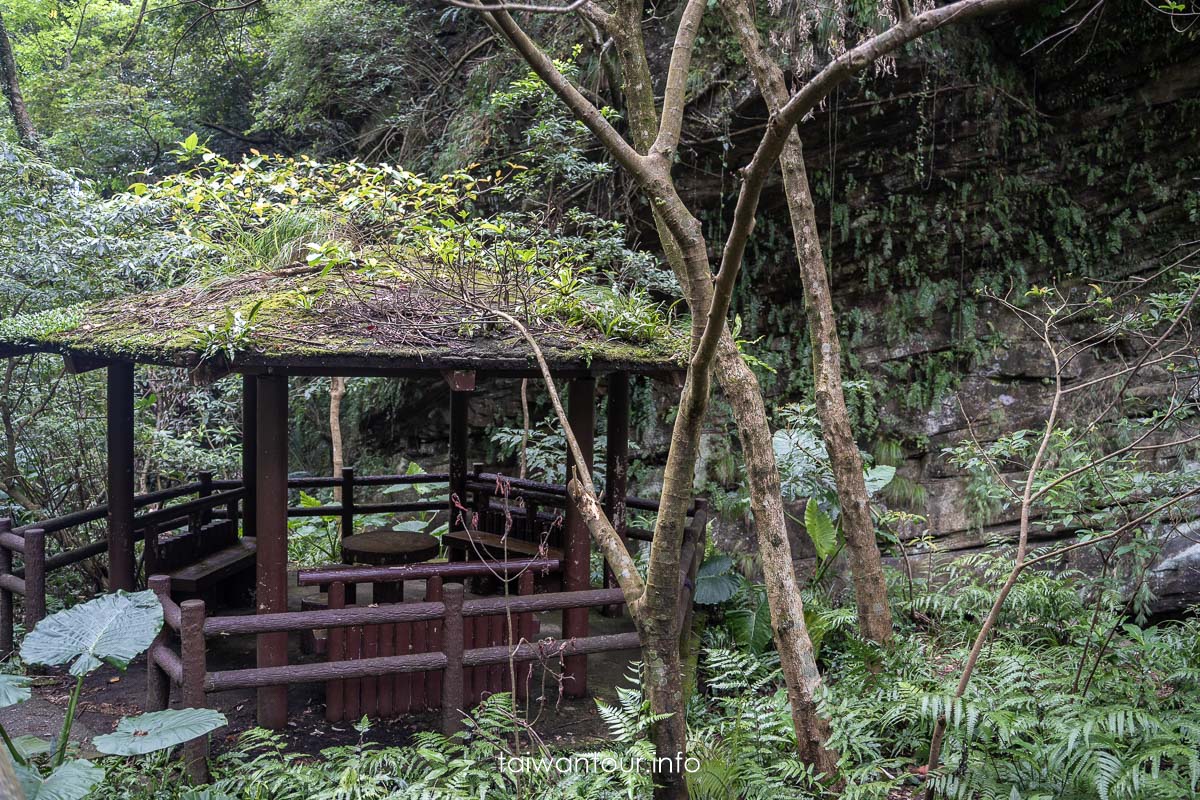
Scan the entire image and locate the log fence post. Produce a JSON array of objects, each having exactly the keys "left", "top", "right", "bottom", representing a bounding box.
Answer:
[
  {"left": 326, "top": 581, "right": 346, "bottom": 722},
  {"left": 23, "top": 528, "right": 45, "bottom": 634},
  {"left": 441, "top": 582, "right": 465, "bottom": 736},
  {"left": 189, "top": 472, "right": 213, "bottom": 536},
  {"left": 181, "top": 598, "right": 209, "bottom": 783},
  {"left": 340, "top": 467, "right": 355, "bottom": 540},
  {"left": 146, "top": 575, "right": 172, "bottom": 712}
]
